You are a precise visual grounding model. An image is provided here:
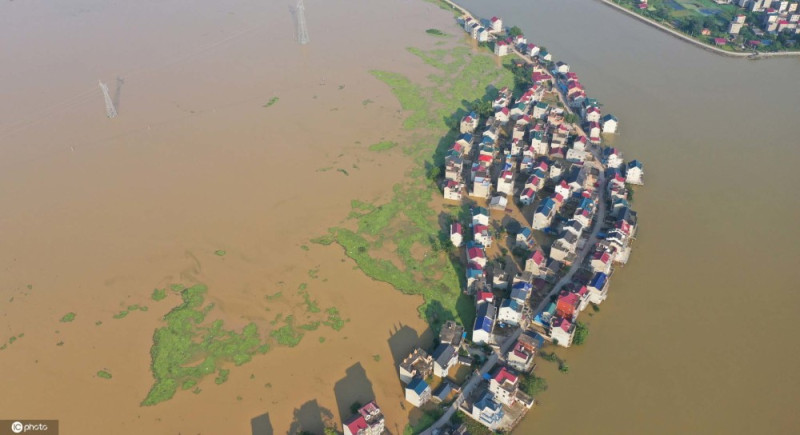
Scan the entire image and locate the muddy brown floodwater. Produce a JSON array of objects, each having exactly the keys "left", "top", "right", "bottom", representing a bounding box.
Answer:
[{"left": 0, "top": 0, "right": 461, "bottom": 433}]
